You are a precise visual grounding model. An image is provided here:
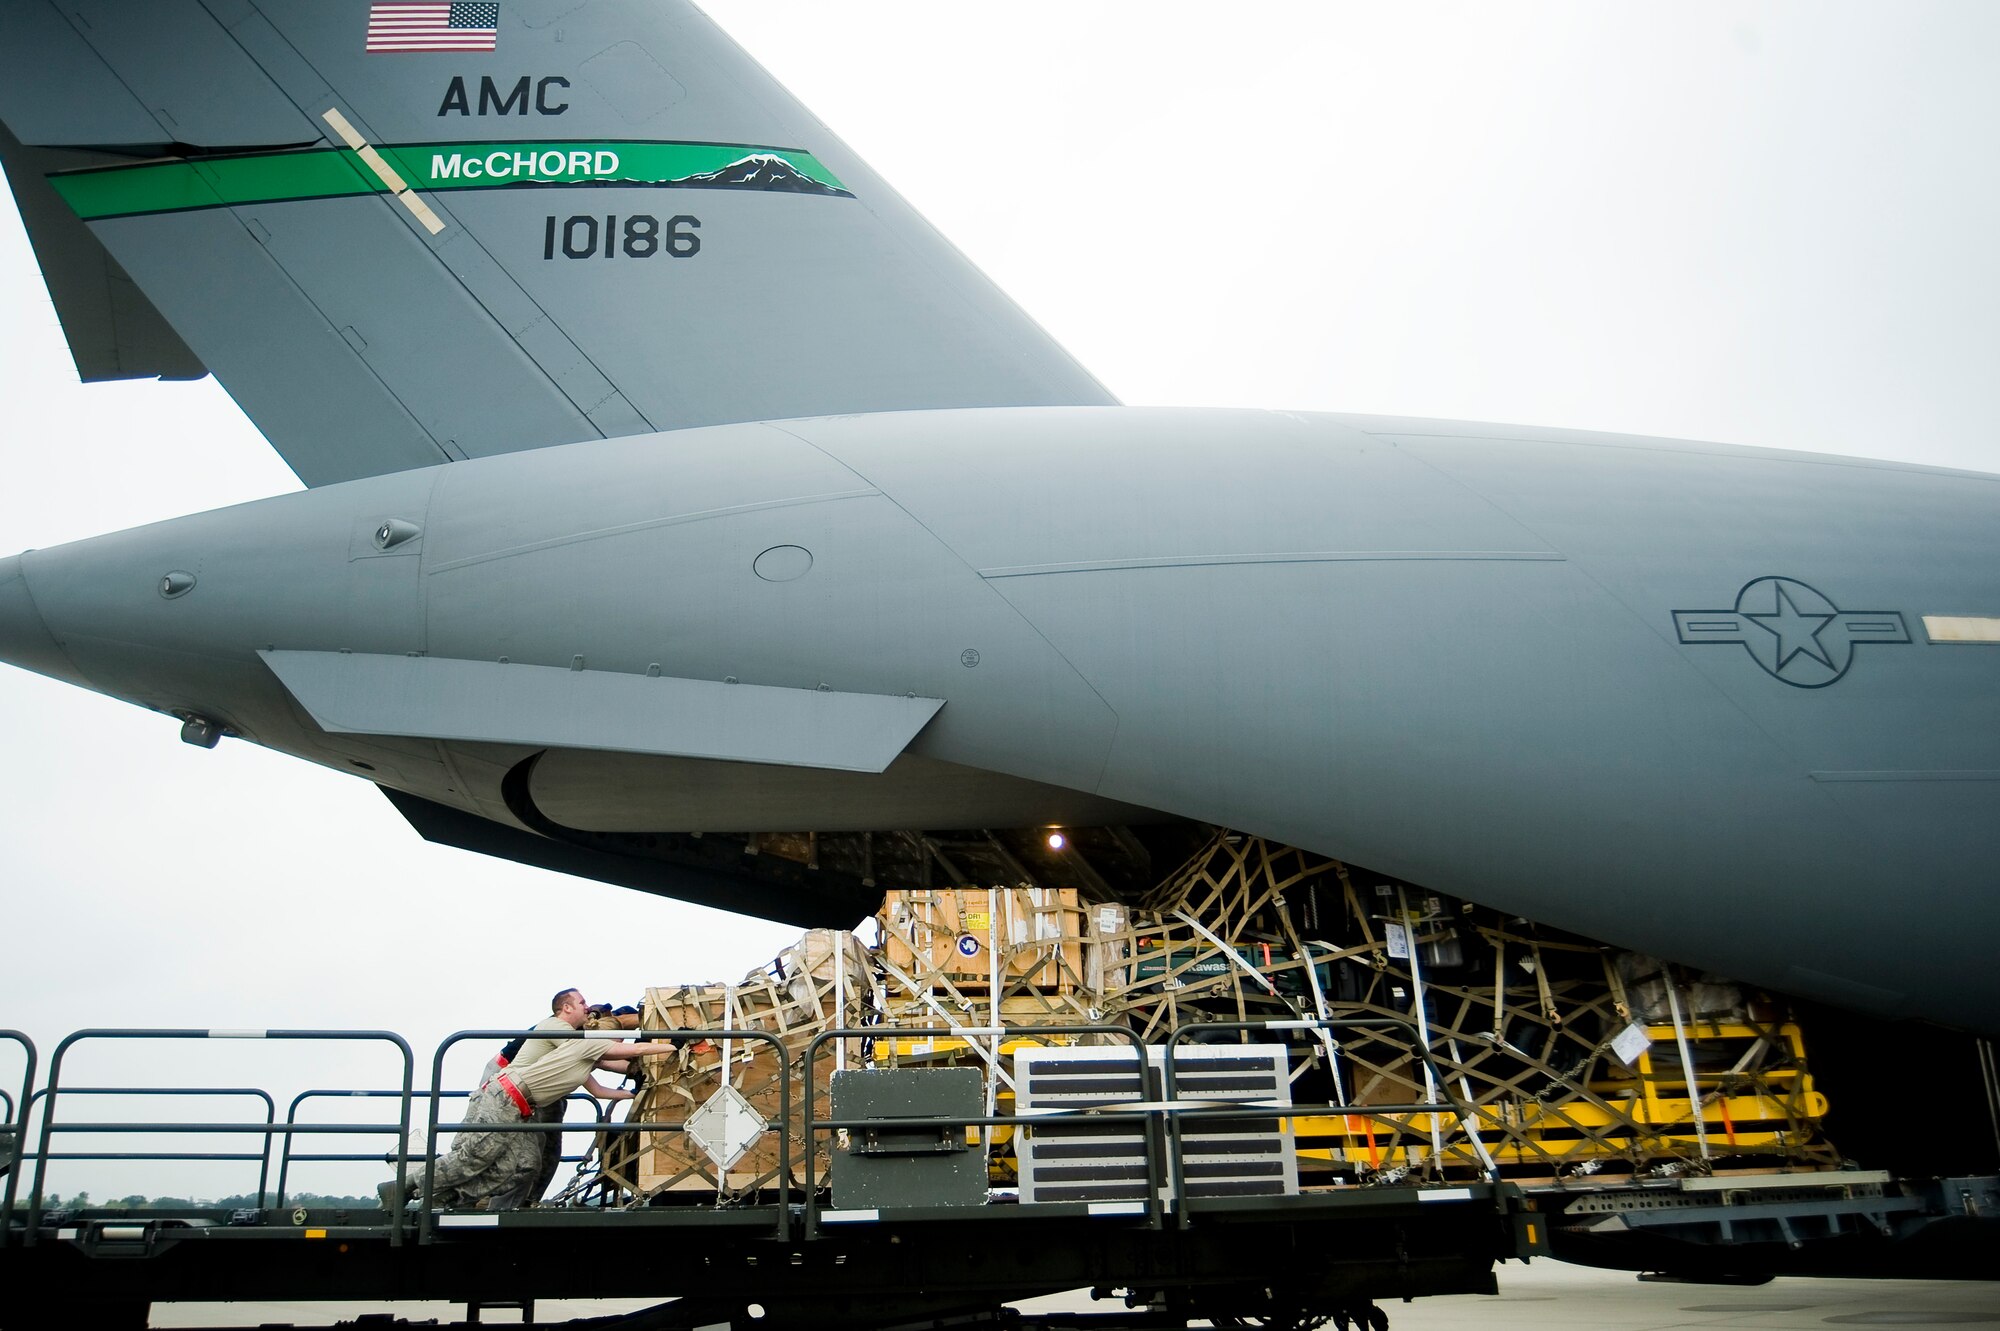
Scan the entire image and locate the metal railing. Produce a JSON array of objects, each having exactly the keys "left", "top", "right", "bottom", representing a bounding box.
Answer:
[
  {"left": 274, "top": 1087, "right": 606, "bottom": 1211},
  {"left": 24, "top": 1030, "right": 413, "bottom": 1247},
  {"left": 1160, "top": 1016, "right": 1487, "bottom": 1226},
  {"left": 20, "top": 1086, "right": 277, "bottom": 1196},
  {"left": 419, "top": 1028, "right": 791, "bottom": 1244},
  {"left": 1, "top": 1018, "right": 1489, "bottom": 1247},
  {"left": 0, "top": 1030, "right": 34, "bottom": 1248}
]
